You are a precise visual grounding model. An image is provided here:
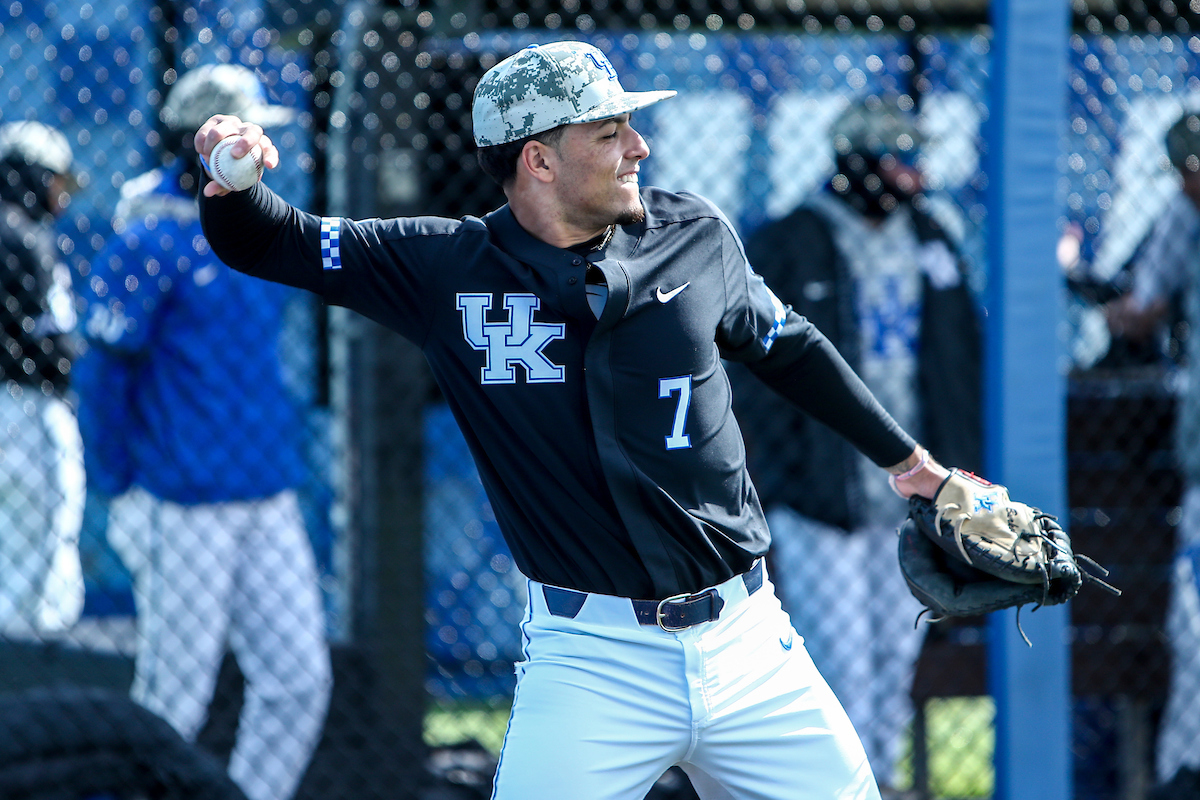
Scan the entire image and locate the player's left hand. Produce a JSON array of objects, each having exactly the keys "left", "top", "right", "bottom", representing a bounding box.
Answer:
[
  {"left": 897, "top": 469, "right": 1121, "bottom": 644},
  {"left": 194, "top": 114, "right": 280, "bottom": 197}
]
